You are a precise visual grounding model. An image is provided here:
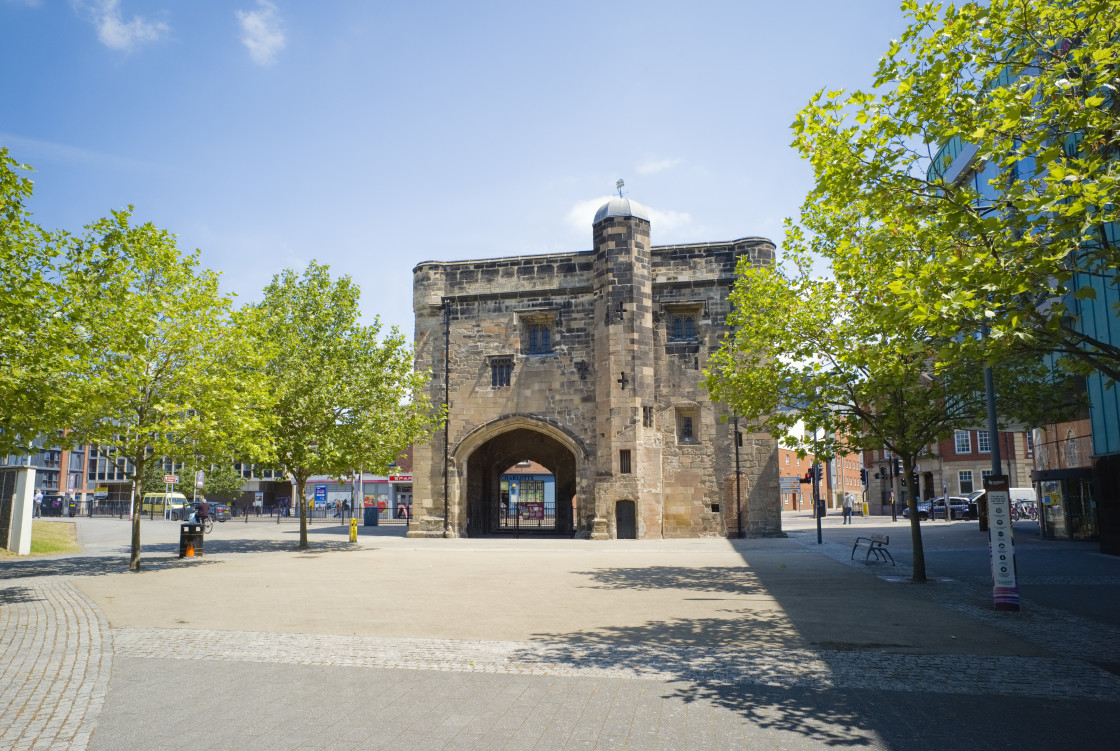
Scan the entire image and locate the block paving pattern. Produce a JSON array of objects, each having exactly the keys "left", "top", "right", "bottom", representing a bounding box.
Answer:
[{"left": 0, "top": 579, "right": 111, "bottom": 751}]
